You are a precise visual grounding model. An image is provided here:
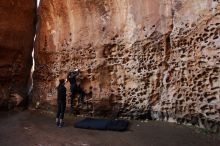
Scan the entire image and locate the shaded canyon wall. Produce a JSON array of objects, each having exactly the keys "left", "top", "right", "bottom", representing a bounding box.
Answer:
[
  {"left": 0, "top": 0, "right": 37, "bottom": 109},
  {"left": 33, "top": 0, "right": 220, "bottom": 129}
]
